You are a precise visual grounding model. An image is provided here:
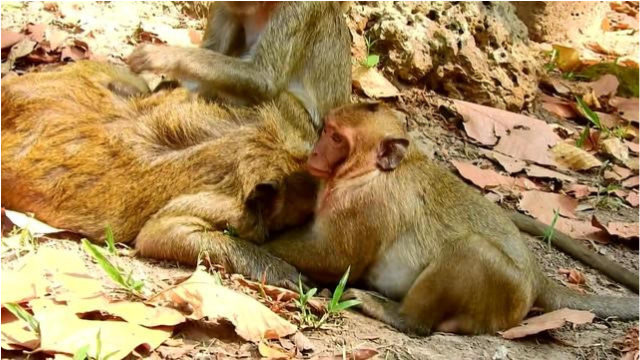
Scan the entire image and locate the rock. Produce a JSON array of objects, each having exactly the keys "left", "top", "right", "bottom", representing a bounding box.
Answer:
[{"left": 345, "top": 2, "right": 540, "bottom": 110}]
